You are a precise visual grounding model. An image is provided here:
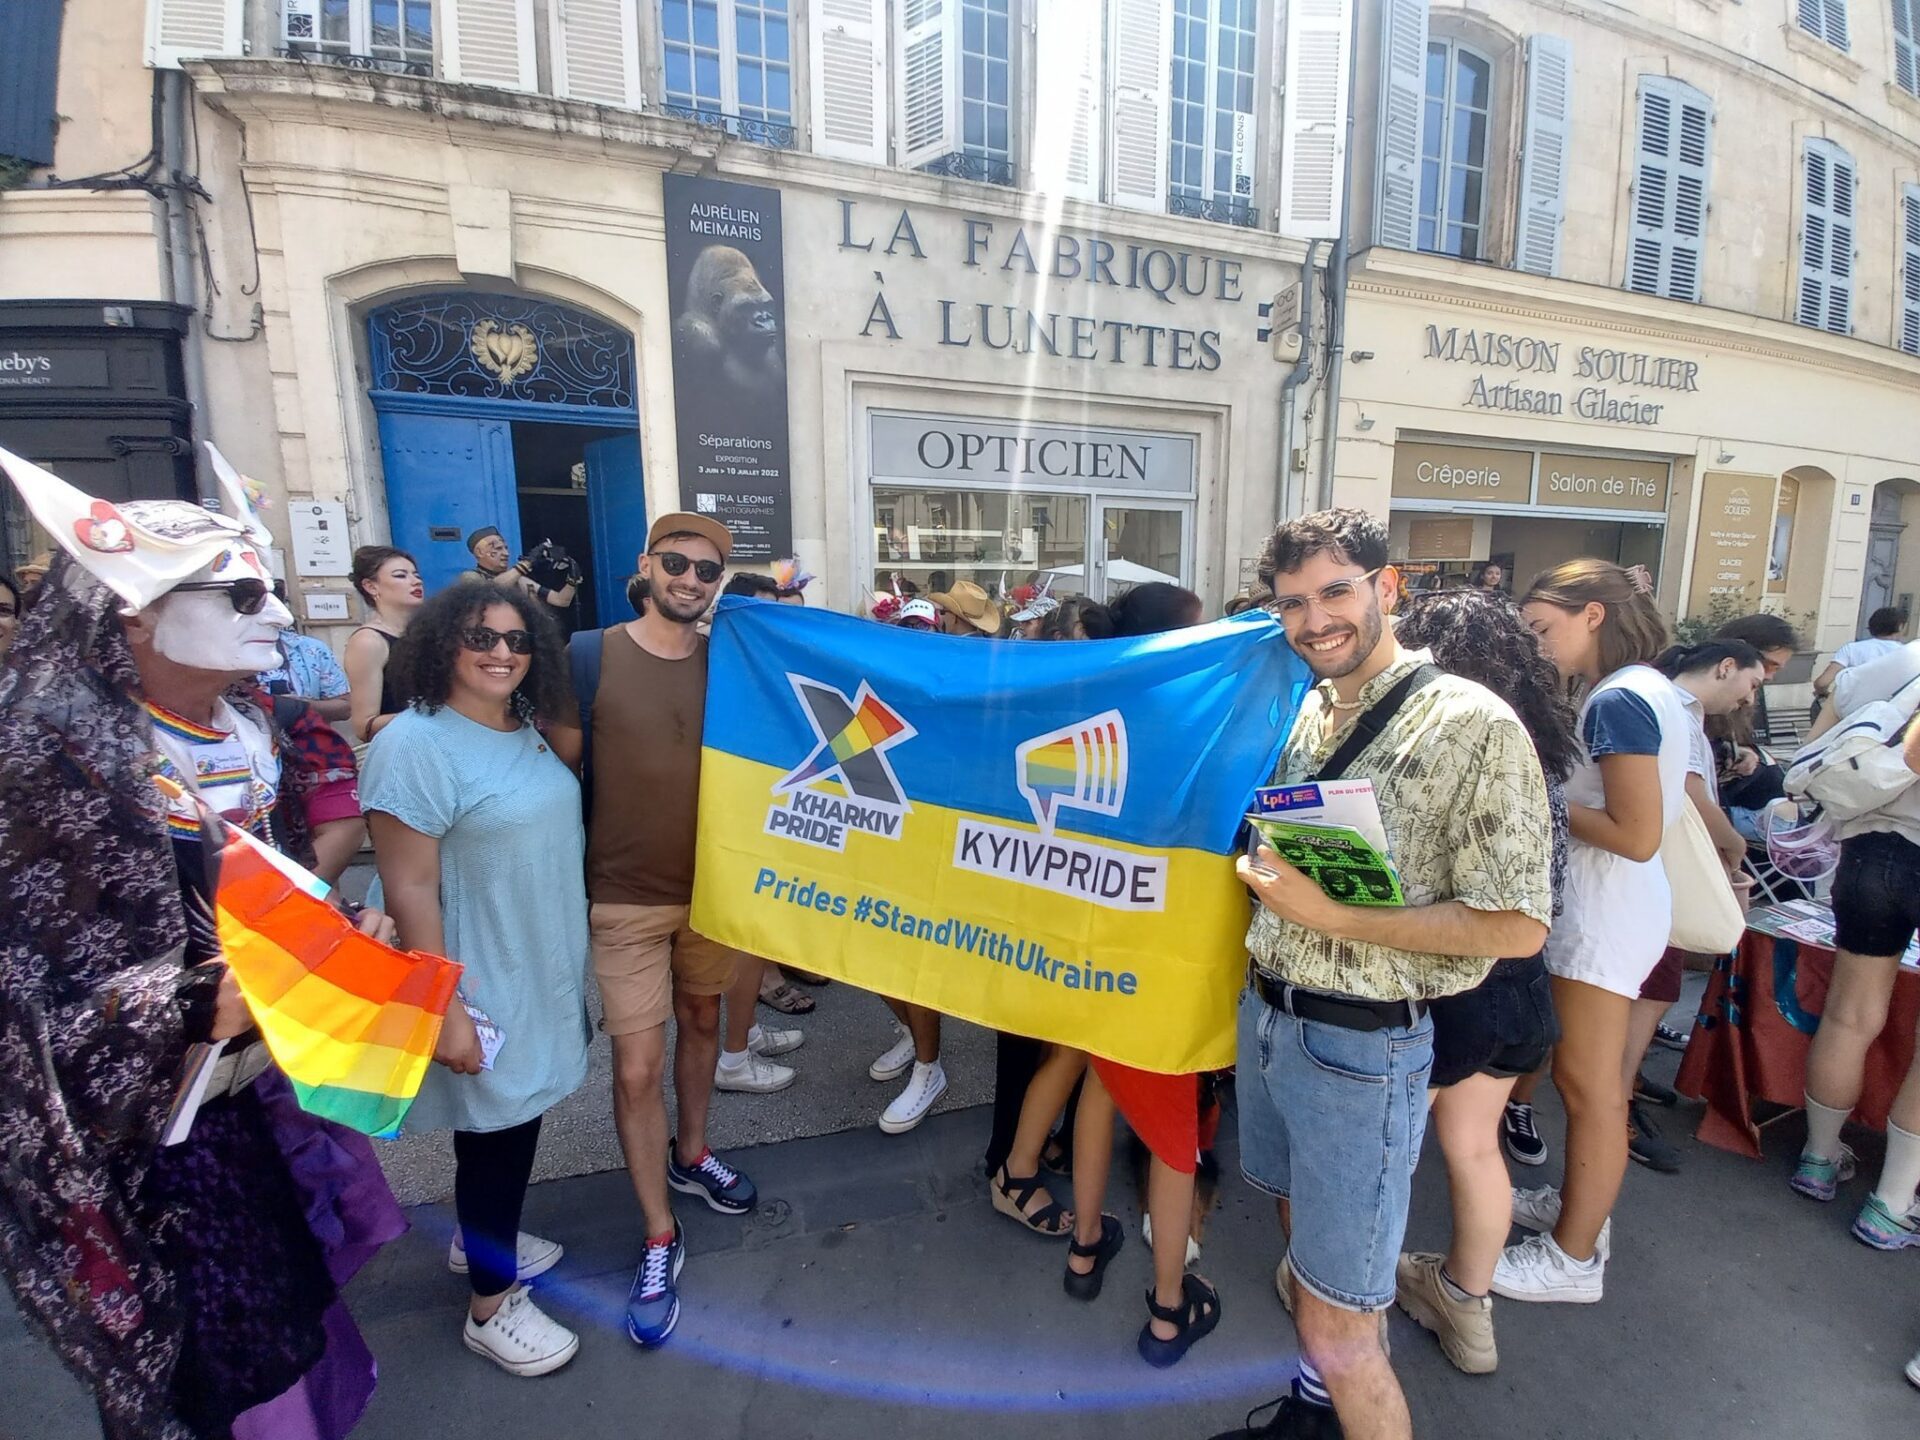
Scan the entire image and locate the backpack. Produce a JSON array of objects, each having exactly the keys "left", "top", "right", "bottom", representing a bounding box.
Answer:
[
  {"left": 567, "top": 629, "right": 605, "bottom": 816},
  {"left": 1783, "top": 671, "right": 1920, "bottom": 826}
]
